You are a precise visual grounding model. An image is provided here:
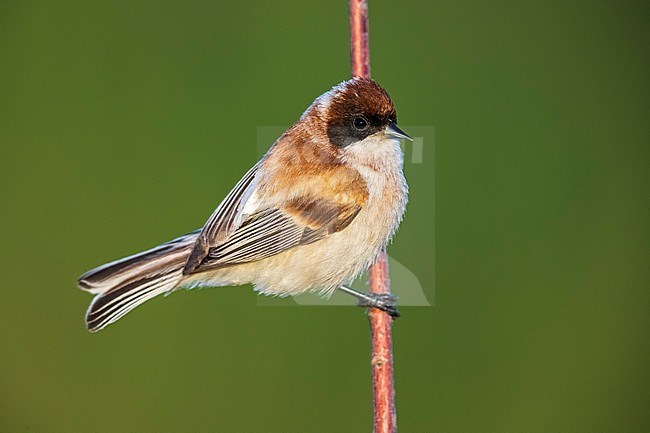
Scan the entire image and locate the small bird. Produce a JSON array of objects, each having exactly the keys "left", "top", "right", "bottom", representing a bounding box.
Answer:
[{"left": 78, "top": 77, "right": 410, "bottom": 332}]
